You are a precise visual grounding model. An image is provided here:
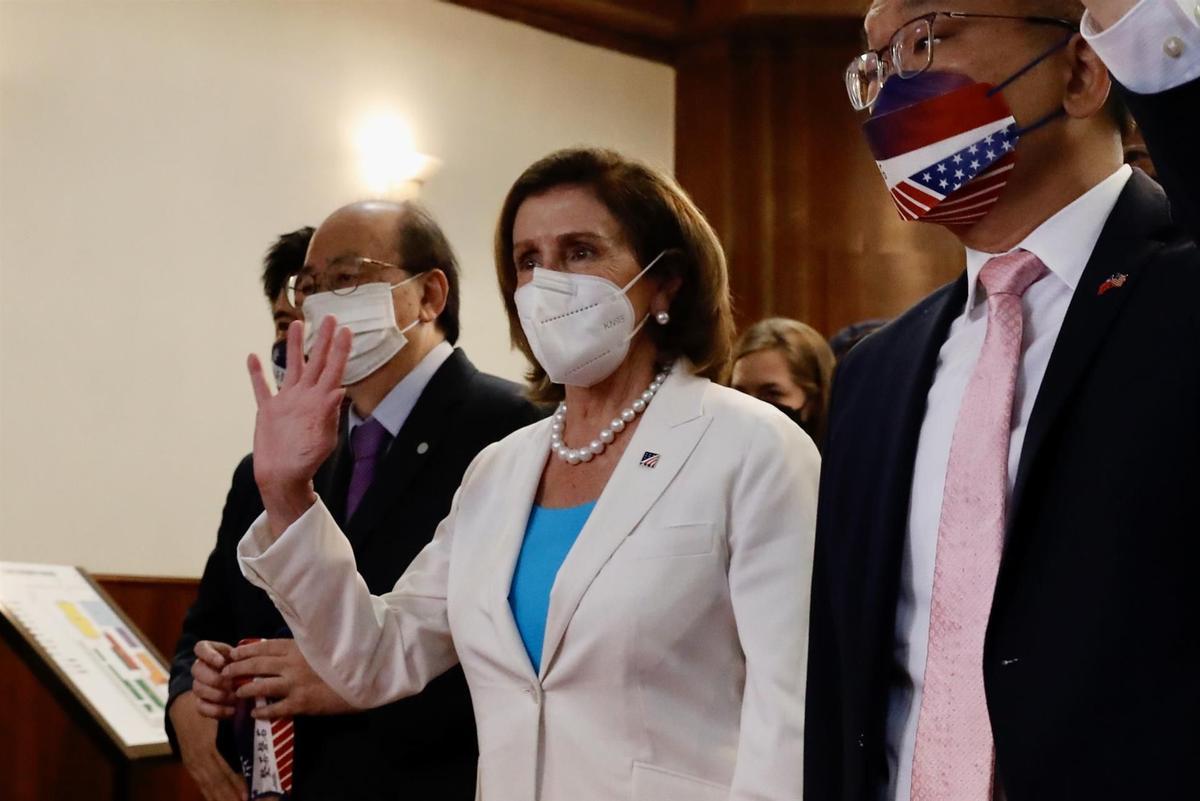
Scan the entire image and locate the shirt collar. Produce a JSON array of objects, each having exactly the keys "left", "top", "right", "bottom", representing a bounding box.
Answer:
[
  {"left": 348, "top": 340, "right": 455, "bottom": 437},
  {"left": 963, "top": 164, "right": 1132, "bottom": 309}
]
